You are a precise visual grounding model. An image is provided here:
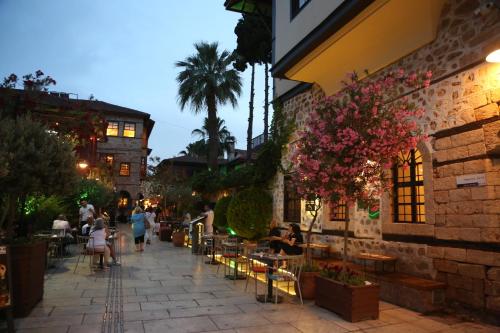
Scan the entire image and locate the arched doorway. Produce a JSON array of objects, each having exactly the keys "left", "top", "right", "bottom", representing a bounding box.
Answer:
[{"left": 117, "top": 190, "right": 132, "bottom": 224}]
